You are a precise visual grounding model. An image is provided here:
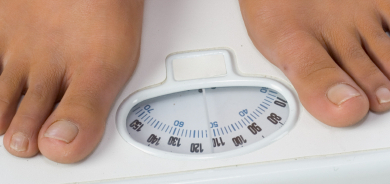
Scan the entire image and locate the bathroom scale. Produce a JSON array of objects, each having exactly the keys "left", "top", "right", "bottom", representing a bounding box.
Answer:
[{"left": 116, "top": 49, "right": 299, "bottom": 160}]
